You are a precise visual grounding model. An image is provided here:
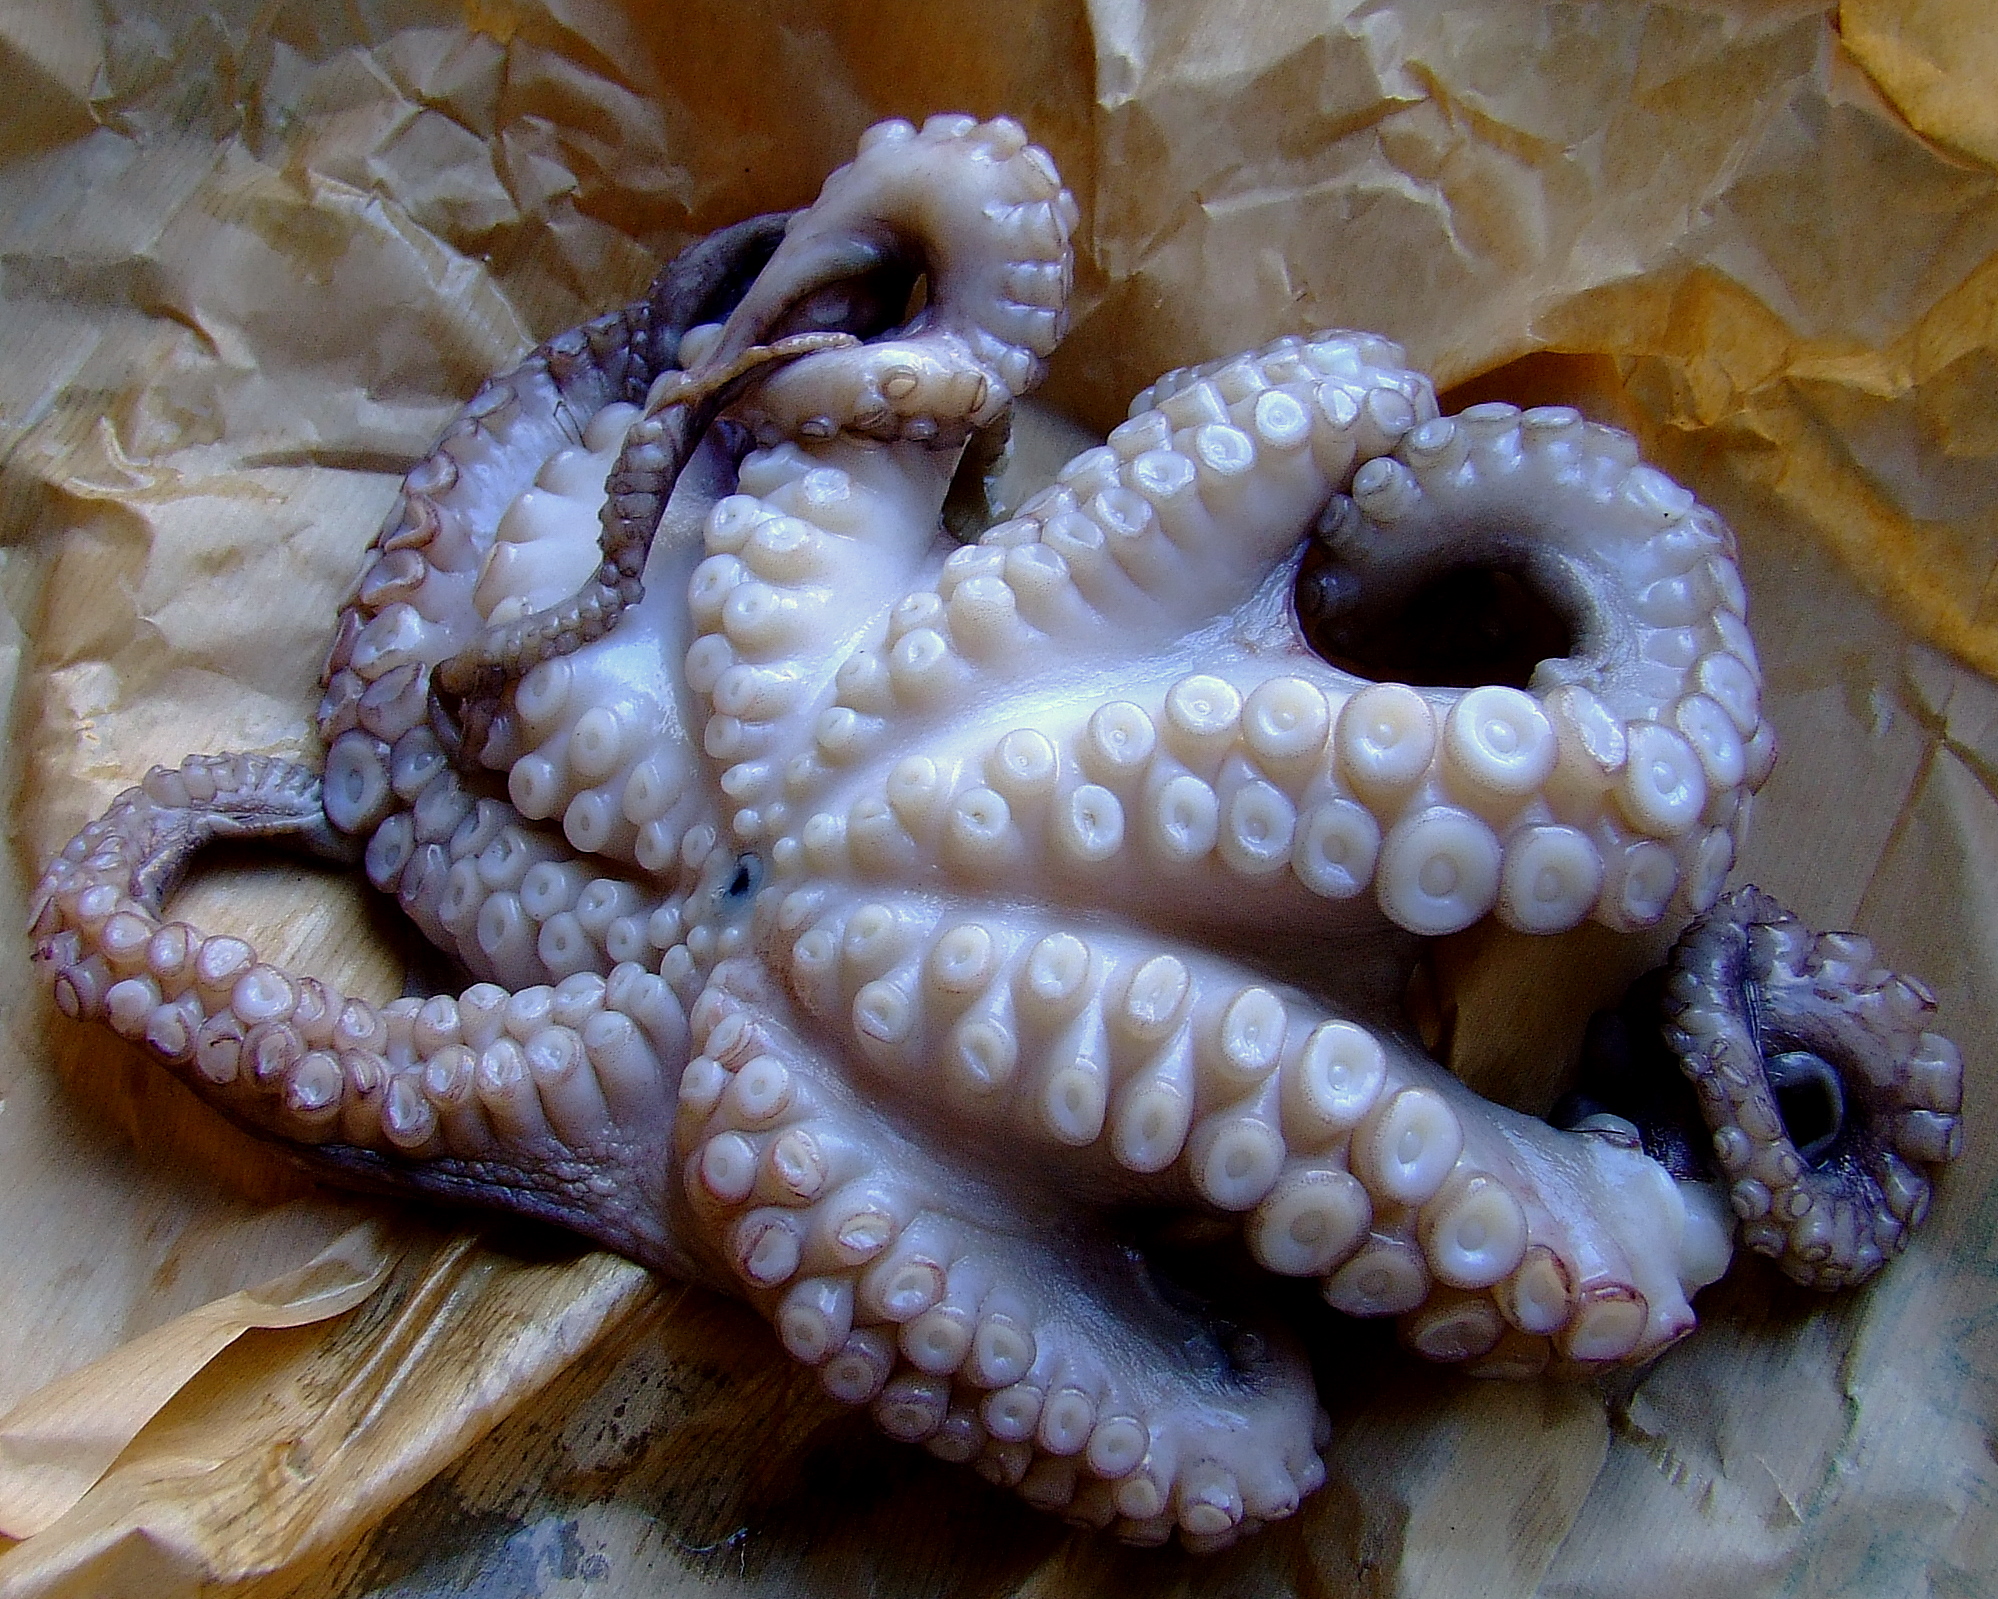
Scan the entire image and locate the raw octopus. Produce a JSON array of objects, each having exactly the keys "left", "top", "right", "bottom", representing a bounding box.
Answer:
[{"left": 28, "top": 114, "right": 1962, "bottom": 1550}]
